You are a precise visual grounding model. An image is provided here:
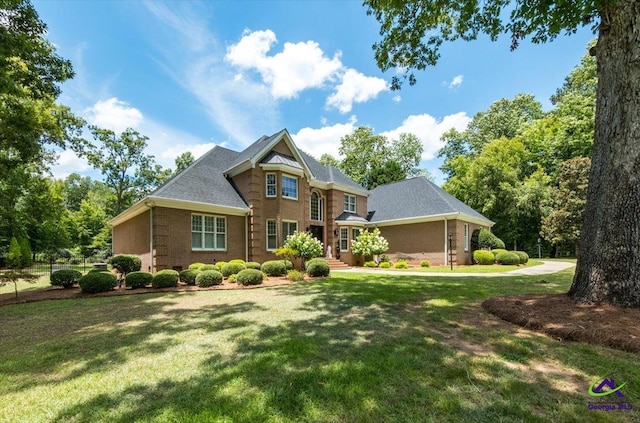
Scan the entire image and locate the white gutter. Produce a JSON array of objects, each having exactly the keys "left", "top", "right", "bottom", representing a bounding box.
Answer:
[{"left": 245, "top": 214, "right": 249, "bottom": 262}]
